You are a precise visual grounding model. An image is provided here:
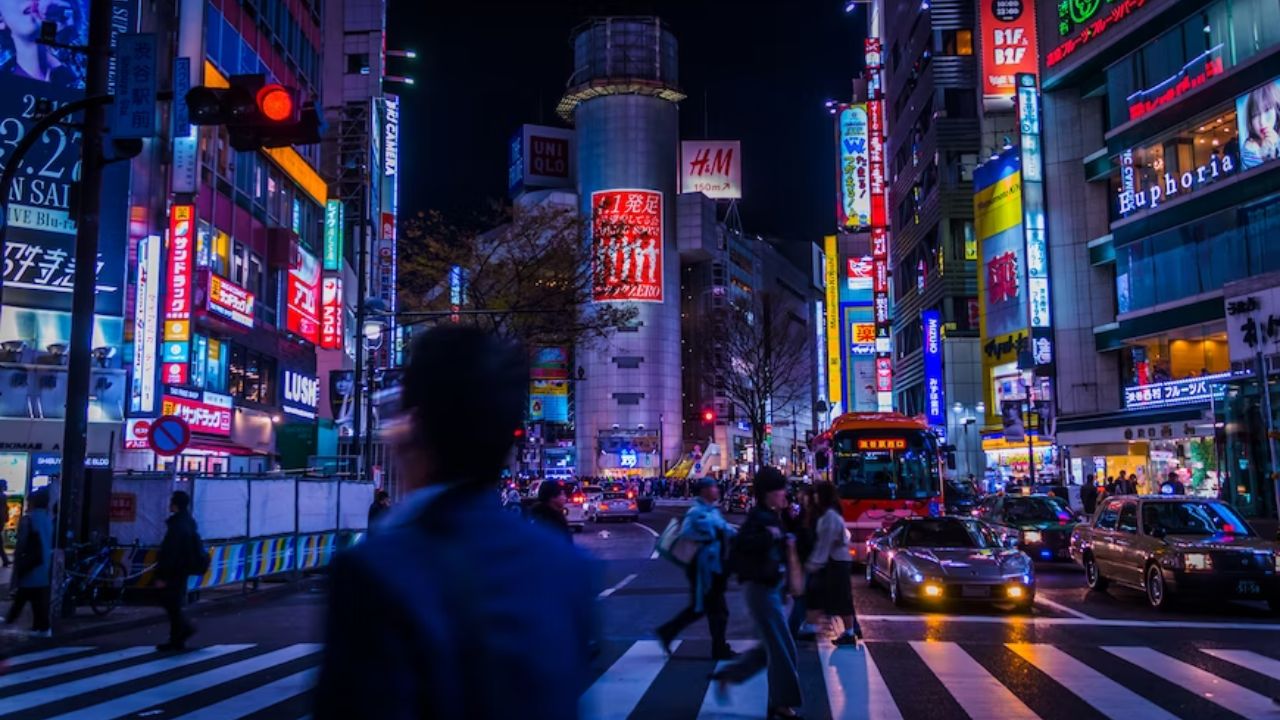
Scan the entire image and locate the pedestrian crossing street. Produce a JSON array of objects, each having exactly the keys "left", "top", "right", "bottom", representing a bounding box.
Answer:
[{"left": 1, "top": 638, "right": 1279, "bottom": 719}]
